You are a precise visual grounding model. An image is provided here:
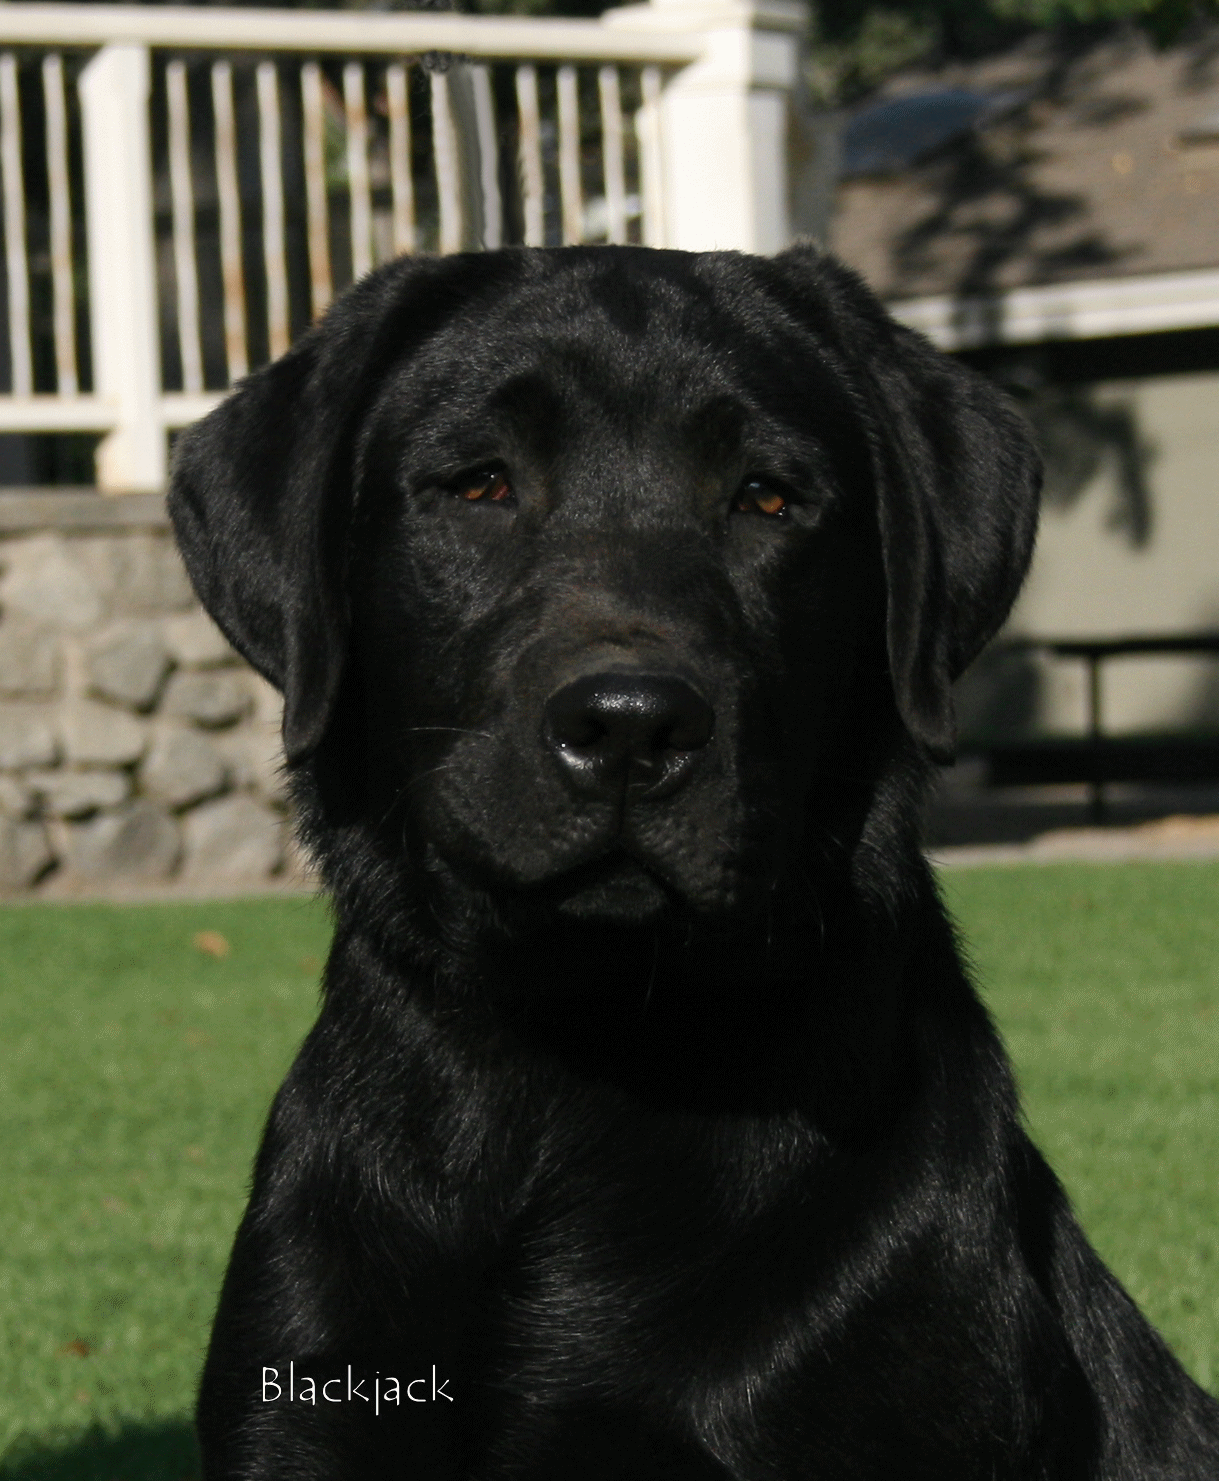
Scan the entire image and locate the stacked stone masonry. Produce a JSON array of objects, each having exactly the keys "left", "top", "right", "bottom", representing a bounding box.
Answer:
[{"left": 0, "top": 496, "right": 309, "bottom": 896}]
